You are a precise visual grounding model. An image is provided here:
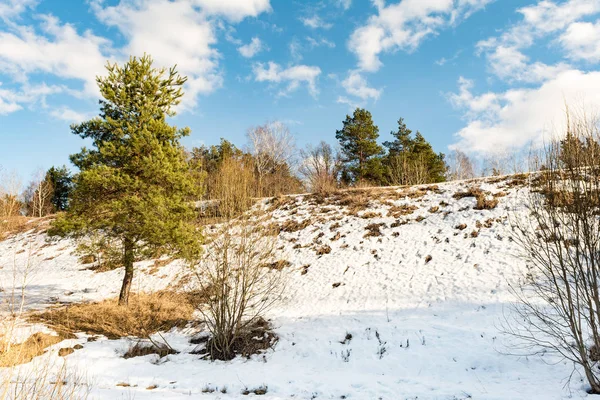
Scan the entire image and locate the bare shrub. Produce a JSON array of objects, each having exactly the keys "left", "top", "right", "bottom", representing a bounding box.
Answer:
[
  {"left": 507, "top": 108, "right": 600, "bottom": 393},
  {"left": 194, "top": 211, "right": 283, "bottom": 360}
]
